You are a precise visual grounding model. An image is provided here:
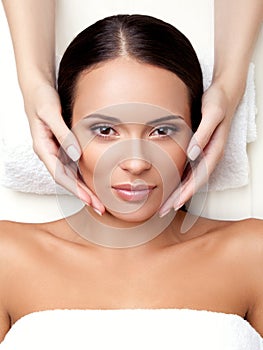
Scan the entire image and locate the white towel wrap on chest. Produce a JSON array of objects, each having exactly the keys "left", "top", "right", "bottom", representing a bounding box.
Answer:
[{"left": 1, "top": 308, "right": 262, "bottom": 350}]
